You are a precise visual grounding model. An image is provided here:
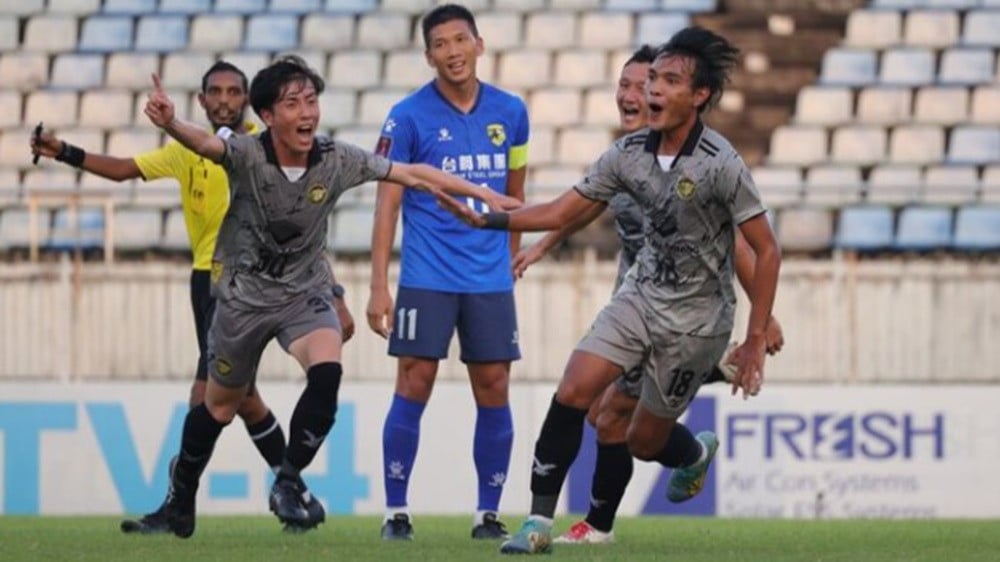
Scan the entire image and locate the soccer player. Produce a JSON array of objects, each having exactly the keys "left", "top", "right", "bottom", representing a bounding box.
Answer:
[
  {"left": 512, "top": 46, "right": 784, "bottom": 544},
  {"left": 29, "top": 61, "right": 328, "bottom": 533},
  {"left": 366, "top": 4, "right": 528, "bottom": 541},
  {"left": 141, "top": 55, "right": 519, "bottom": 538},
  {"left": 435, "top": 28, "right": 781, "bottom": 555}
]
